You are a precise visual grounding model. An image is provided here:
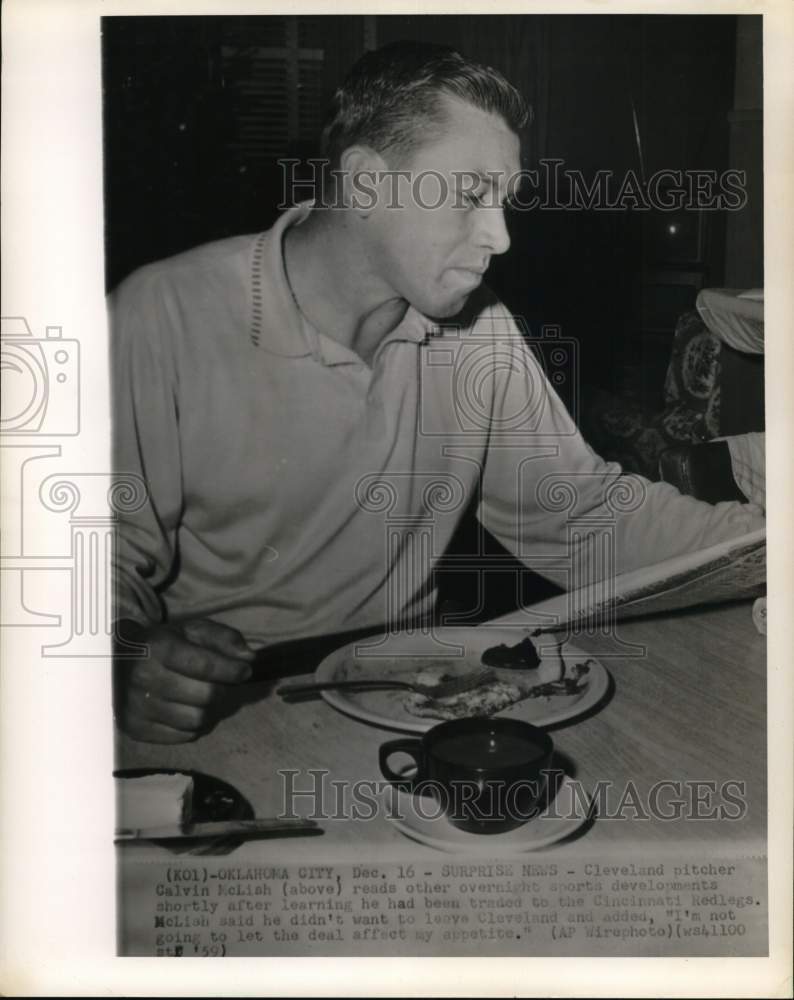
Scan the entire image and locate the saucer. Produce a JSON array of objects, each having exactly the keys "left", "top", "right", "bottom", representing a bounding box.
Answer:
[
  {"left": 114, "top": 768, "right": 253, "bottom": 856},
  {"left": 381, "top": 775, "right": 593, "bottom": 854}
]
